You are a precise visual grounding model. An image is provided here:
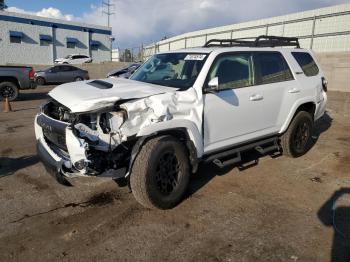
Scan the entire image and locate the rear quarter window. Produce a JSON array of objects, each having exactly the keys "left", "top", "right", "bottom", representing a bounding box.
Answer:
[{"left": 292, "top": 52, "right": 319, "bottom": 77}]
